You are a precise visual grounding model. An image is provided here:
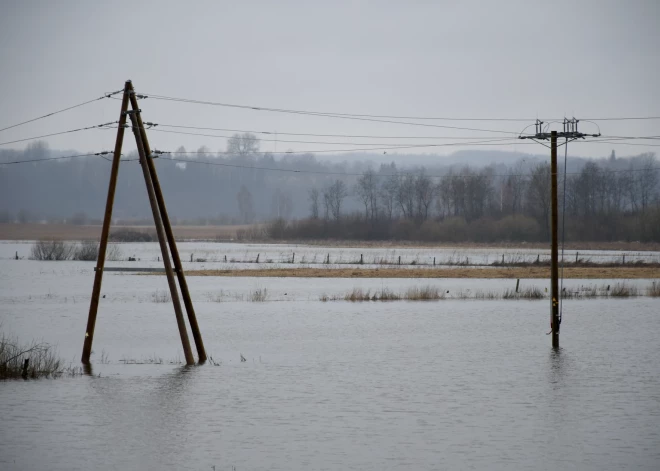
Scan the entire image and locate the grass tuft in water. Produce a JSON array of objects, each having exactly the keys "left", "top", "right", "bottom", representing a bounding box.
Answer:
[
  {"left": 404, "top": 285, "right": 444, "bottom": 300},
  {"left": 649, "top": 281, "right": 660, "bottom": 297},
  {"left": 151, "top": 290, "right": 171, "bottom": 303},
  {"left": 0, "top": 333, "right": 81, "bottom": 380},
  {"left": 251, "top": 288, "right": 268, "bottom": 302}
]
